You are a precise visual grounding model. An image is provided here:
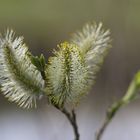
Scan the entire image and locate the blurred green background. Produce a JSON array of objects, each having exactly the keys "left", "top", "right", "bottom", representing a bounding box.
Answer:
[{"left": 0, "top": 0, "right": 140, "bottom": 140}]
